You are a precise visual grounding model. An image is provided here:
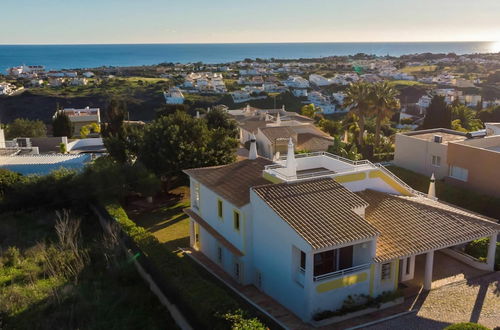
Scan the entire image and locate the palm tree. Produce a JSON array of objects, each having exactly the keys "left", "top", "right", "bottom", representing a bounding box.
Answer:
[
  {"left": 451, "top": 104, "right": 483, "bottom": 132},
  {"left": 370, "top": 82, "right": 400, "bottom": 147},
  {"left": 343, "top": 82, "right": 373, "bottom": 146}
]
